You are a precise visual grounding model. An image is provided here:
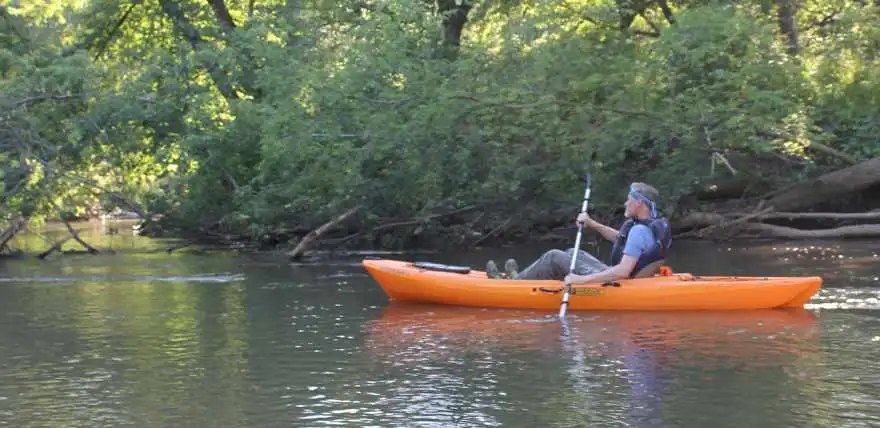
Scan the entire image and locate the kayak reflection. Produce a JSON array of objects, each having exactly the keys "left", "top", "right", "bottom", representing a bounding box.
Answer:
[
  {"left": 364, "top": 302, "right": 821, "bottom": 363},
  {"left": 364, "top": 303, "right": 822, "bottom": 426}
]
